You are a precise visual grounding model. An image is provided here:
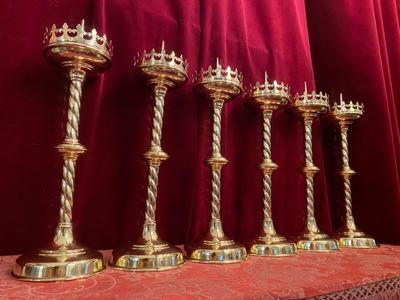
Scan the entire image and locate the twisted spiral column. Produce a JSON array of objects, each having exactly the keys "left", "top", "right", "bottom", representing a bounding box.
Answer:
[
  {"left": 143, "top": 85, "right": 168, "bottom": 242},
  {"left": 340, "top": 125, "right": 356, "bottom": 232},
  {"left": 54, "top": 69, "right": 86, "bottom": 247},
  {"left": 303, "top": 117, "right": 319, "bottom": 234},
  {"left": 208, "top": 99, "right": 225, "bottom": 239},
  {"left": 261, "top": 110, "right": 276, "bottom": 236}
]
